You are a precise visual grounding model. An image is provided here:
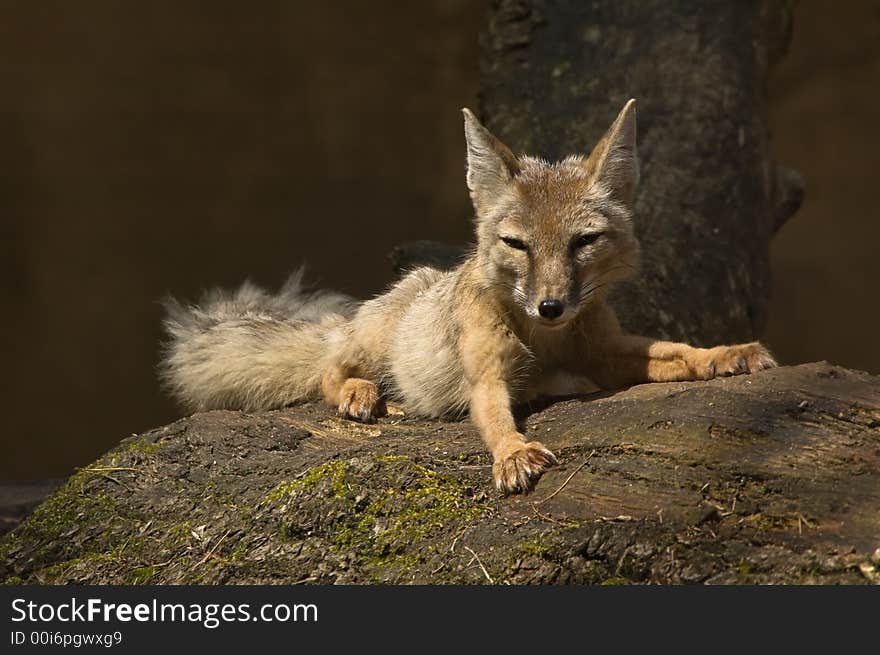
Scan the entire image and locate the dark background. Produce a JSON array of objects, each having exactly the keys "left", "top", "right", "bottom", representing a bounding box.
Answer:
[{"left": 1, "top": 0, "right": 878, "bottom": 481}]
